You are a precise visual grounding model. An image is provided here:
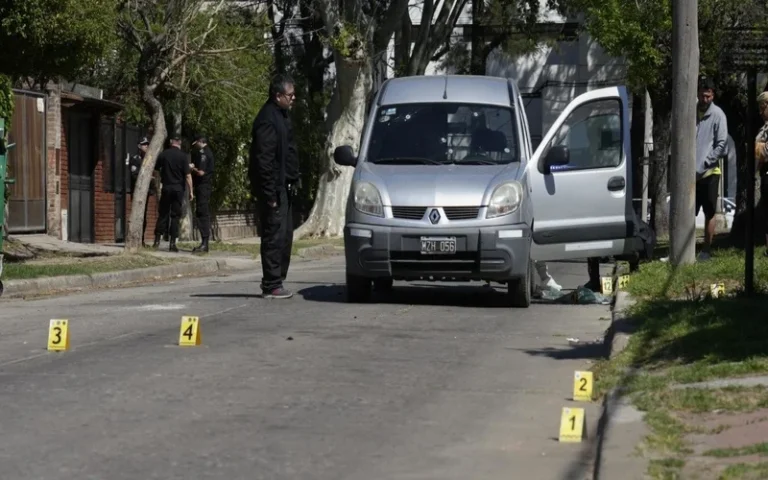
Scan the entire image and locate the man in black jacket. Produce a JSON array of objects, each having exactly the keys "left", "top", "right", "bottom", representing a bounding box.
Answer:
[{"left": 249, "top": 74, "right": 300, "bottom": 299}]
